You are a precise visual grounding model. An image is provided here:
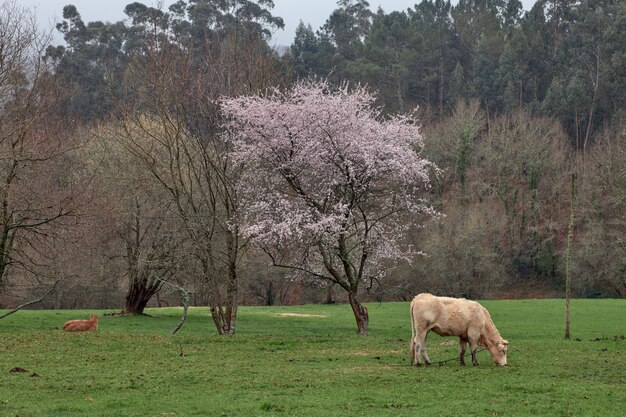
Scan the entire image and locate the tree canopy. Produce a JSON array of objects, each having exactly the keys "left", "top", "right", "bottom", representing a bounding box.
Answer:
[{"left": 222, "top": 80, "right": 438, "bottom": 333}]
